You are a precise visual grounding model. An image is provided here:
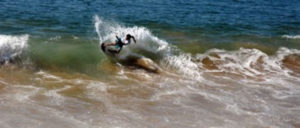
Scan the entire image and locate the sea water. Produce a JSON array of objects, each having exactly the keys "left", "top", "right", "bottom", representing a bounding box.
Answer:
[{"left": 0, "top": 0, "right": 300, "bottom": 128}]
